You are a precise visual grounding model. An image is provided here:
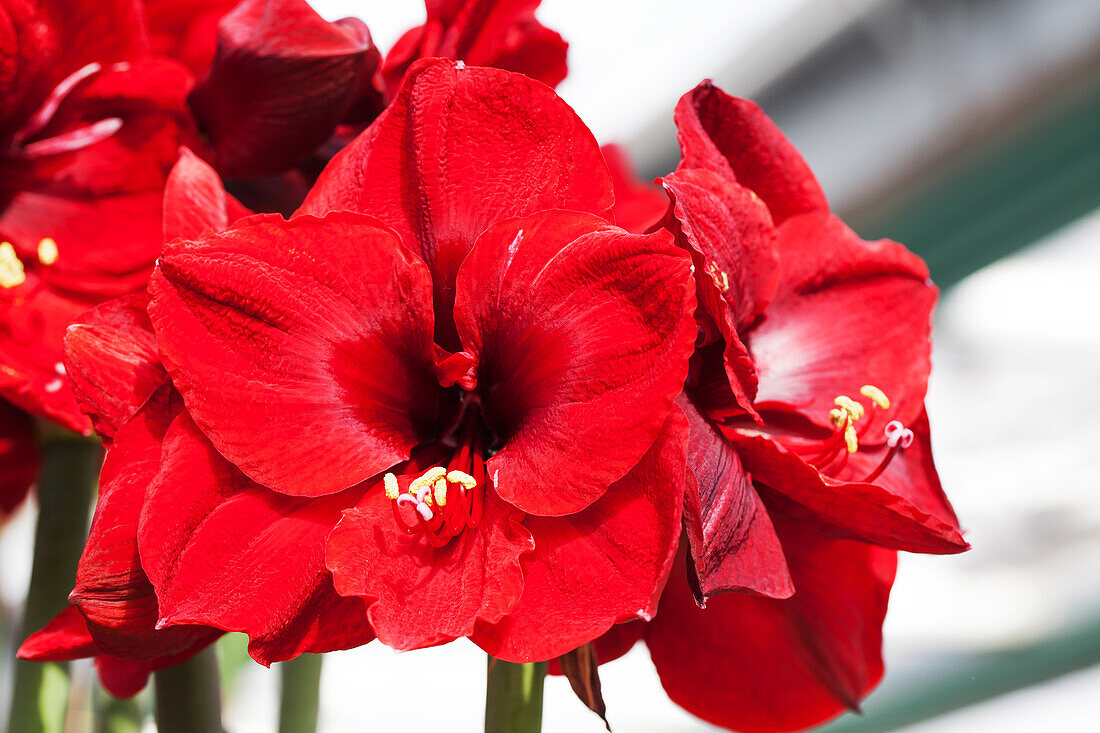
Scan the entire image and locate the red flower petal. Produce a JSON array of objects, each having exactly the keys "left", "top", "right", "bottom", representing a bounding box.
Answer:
[
  {"left": 674, "top": 81, "right": 828, "bottom": 224},
  {"left": 62, "top": 293, "right": 167, "bottom": 442},
  {"left": 138, "top": 413, "right": 374, "bottom": 665},
  {"left": 70, "top": 386, "right": 219, "bottom": 660},
  {"left": 453, "top": 210, "right": 696, "bottom": 515},
  {"left": 0, "top": 399, "right": 37, "bottom": 521},
  {"left": 749, "top": 213, "right": 936, "bottom": 434},
  {"left": 163, "top": 147, "right": 251, "bottom": 242},
  {"left": 661, "top": 166, "right": 777, "bottom": 331},
  {"left": 188, "top": 0, "right": 379, "bottom": 178},
  {"left": 727, "top": 428, "right": 967, "bottom": 554},
  {"left": 645, "top": 519, "right": 897, "bottom": 733},
  {"left": 826, "top": 409, "right": 964, "bottom": 545},
  {"left": 149, "top": 212, "right": 440, "bottom": 497},
  {"left": 662, "top": 165, "right": 778, "bottom": 418},
  {"left": 473, "top": 413, "right": 687, "bottom": 662},
  {"left": 95, "top": 655, "right": 153, "bottom": 699},
  {"left": 679, "top": 399, "right": 792, "bottom": 600},
  {"left": 326, "top": 484, "right": 533, "bottom": 652},
  {"left": 381, "top": 0, "right": 567, "bottom": 93},
  {"left": 602, "top": 144, "right": 668, "bottom": 235},
  {"left": 17, "top": 605, "right": 100, "bottom": 662},
  {"left": 301, "top": 59, "right": 613, "bottom": 345}
]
